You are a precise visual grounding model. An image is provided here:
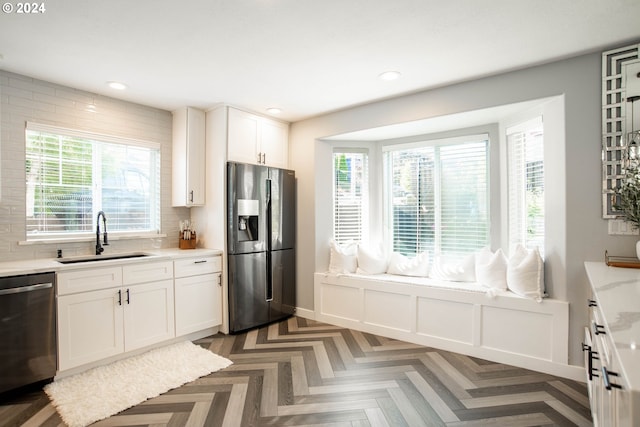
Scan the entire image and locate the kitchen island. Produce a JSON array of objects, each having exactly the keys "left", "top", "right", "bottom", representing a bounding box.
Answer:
[{"left": 584, "top": 262, "right": 640, "bottom": 426}]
